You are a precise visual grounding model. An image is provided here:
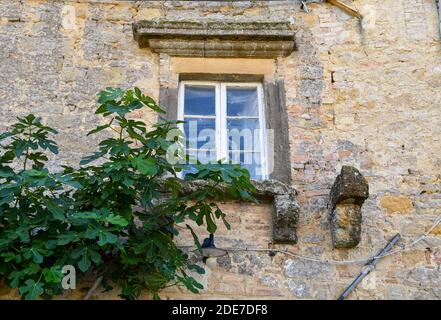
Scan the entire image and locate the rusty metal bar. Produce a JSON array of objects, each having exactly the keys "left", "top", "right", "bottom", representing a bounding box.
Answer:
[{"left": 326, "top": 0, "right": 362, "bottom": 19}]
